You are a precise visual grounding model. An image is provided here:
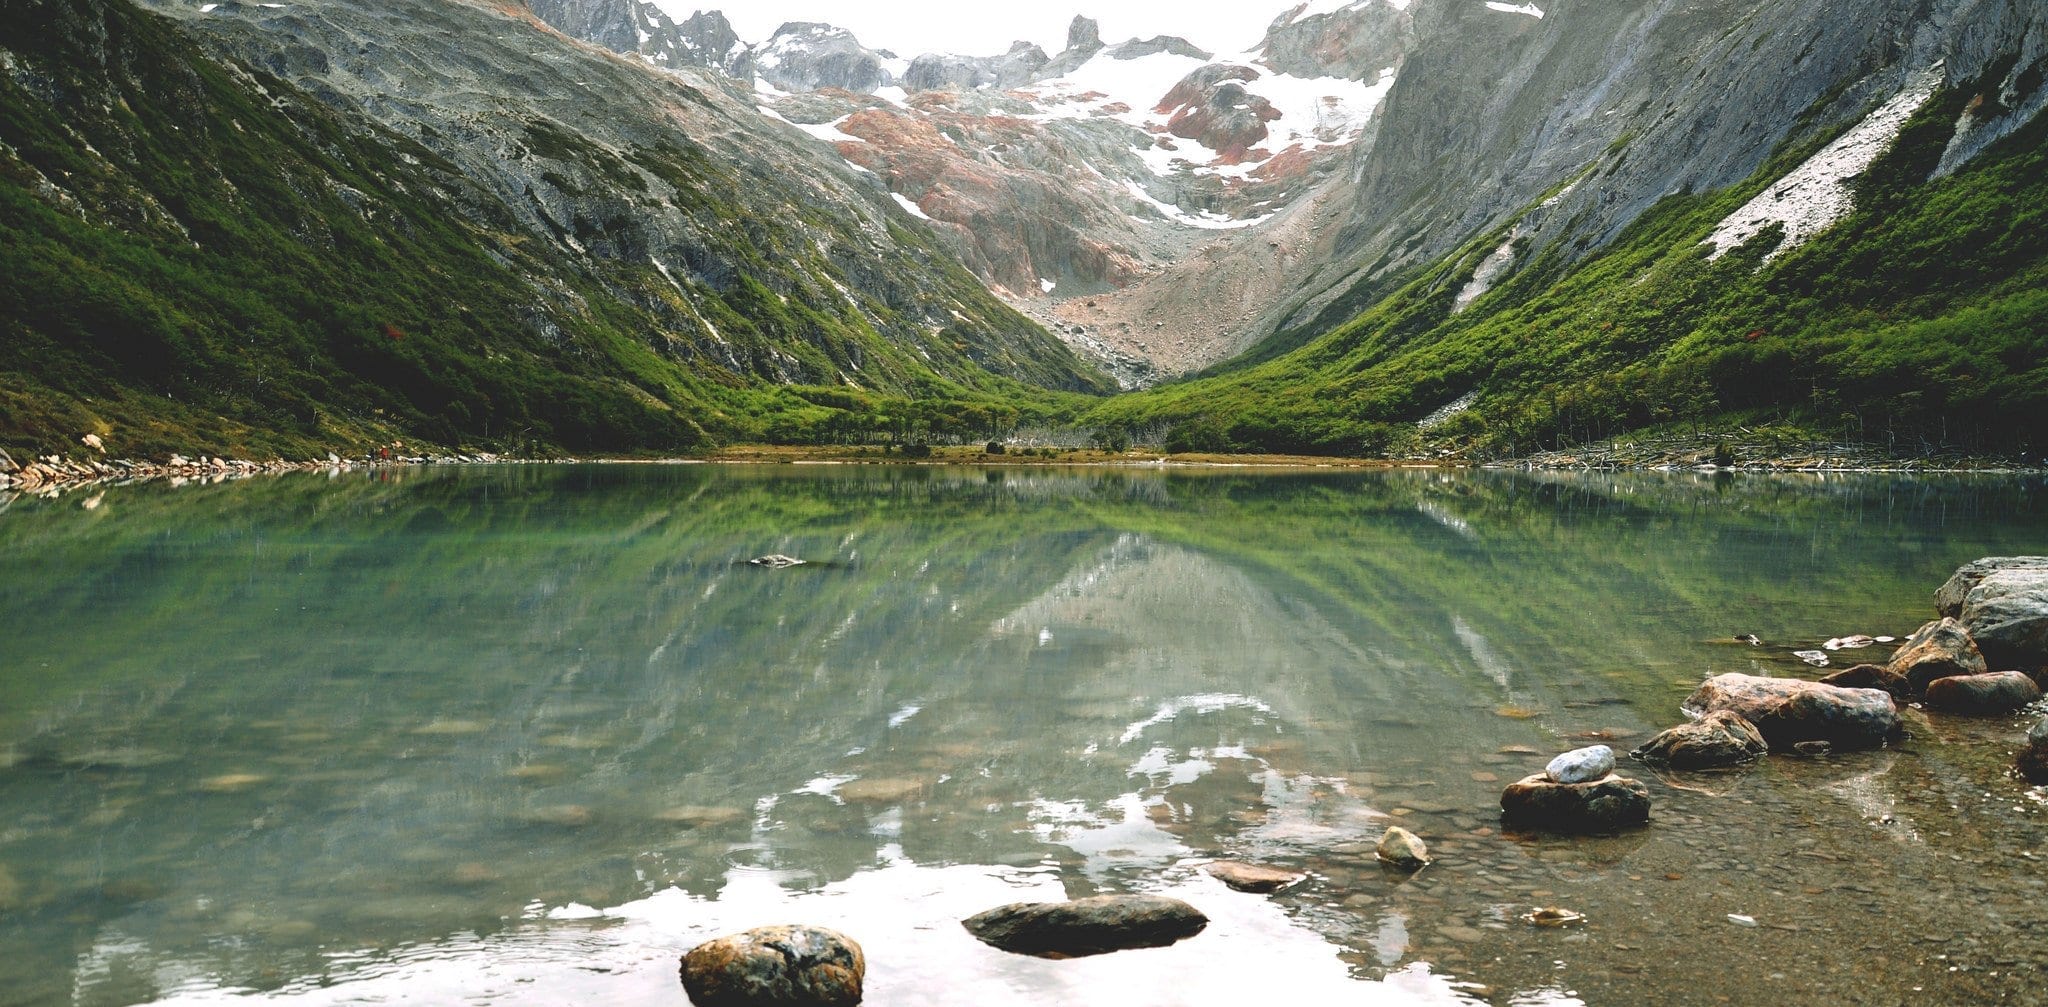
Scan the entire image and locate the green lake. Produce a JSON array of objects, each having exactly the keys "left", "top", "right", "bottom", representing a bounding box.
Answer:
[{"left": 1, "top": 464, "right": 2044, "bottom": 1006}]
